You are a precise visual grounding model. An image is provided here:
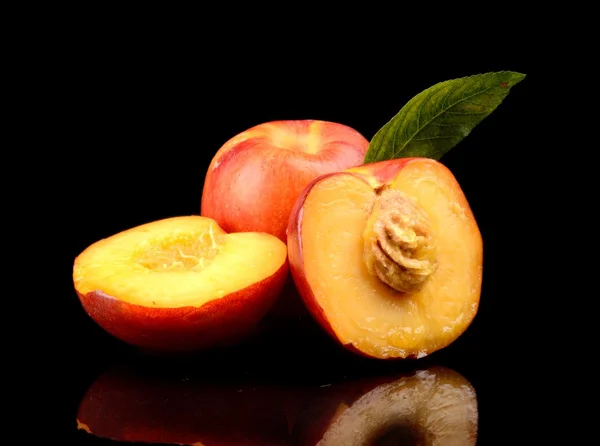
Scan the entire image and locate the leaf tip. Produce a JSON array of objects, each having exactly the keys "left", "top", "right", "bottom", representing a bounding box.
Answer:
[{"left": 501, "top": 71, "right": 527, "bottom": 88}]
